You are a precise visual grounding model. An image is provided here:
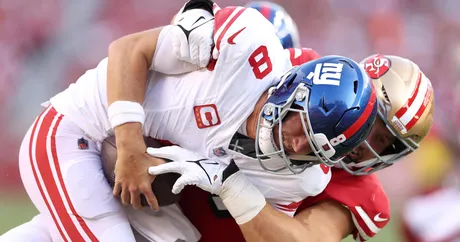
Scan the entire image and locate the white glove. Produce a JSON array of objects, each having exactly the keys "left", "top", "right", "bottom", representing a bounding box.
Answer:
[
  {"left": 171, "top": 8, "right": 214, "bottom": 68},
  {"left": 147, "top": 146, "right": 267, "bottom": 224},
  {"left": 146, "top": 146, "right": 227, "bottom": 194}
]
